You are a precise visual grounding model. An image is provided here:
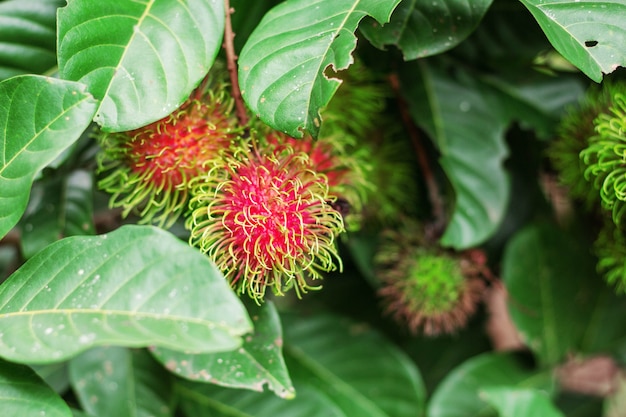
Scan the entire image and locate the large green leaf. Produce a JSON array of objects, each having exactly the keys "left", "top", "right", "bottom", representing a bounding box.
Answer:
[
  {"left": 0, "top": 358, "right": 72, "bottom": 417},
  {"left": 360, "top": 0, "right": 493, "bottom": 60},
  {"left": 519, "top": 0, "right": 626, "bottom": 82},
  {"left": 177, "top": 312, "right": 425, "bottom": 417},
  {"left": 69, "top": 347, "right": 174, "bottom": 417},
  {"left": 0, "top": 75, "right": 97, "bottom": 241},
  {"left": 0, "top": 0, "right": 63, "bottom": 81},
  {"left": 238, "top": 0, "right": 401, "bottom": 138},
  {"left": 428, "top": 353, "right": 553, "bottom": 417},
  {"left": 20, "top": 169, "right": 95, "bottom": 259},
  {"left": 177, "top": 379, "right": 345, "bottom": 417},
  {"left": 481, "top": 387, "right": 565, "bottom": 417},
  {"left": 501, "top": 223, "right": 601, "bottom": 366},
  {"left": 282, "top": 313, "right": 425, "bottom": 417},
  {"left": 152, "top": 301, "right": 294, "bottom": 398},
  {"left": 402, "top": 61, "right": 510, "bottom": 249},
  {"left": 57, "top": 0, "right": 224, "bottom": 132},
  {"left": 0, "top": 225, "right": 252, "bottom": 364}
]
